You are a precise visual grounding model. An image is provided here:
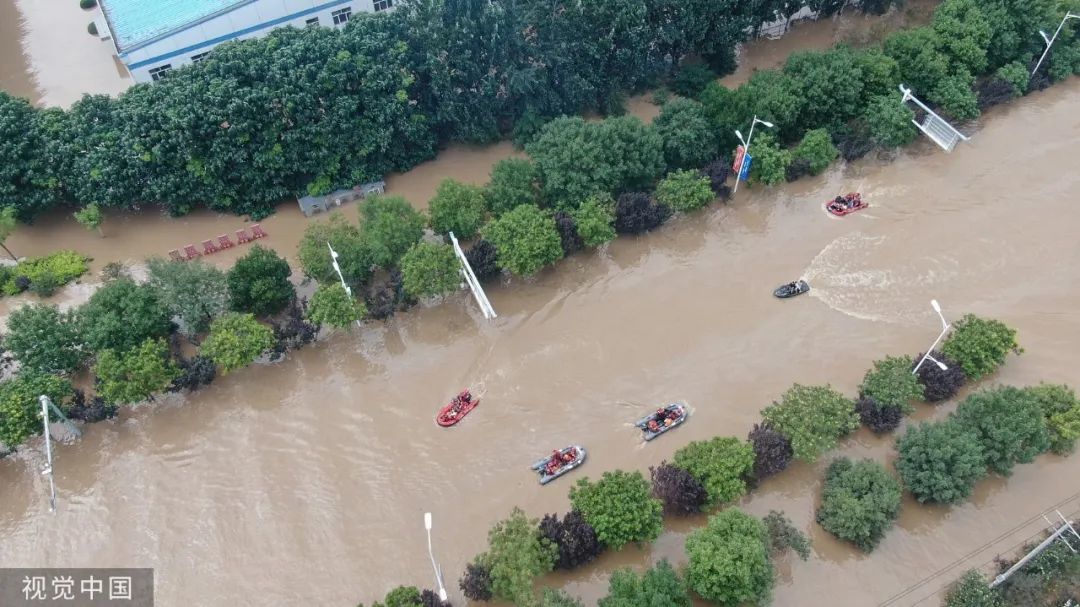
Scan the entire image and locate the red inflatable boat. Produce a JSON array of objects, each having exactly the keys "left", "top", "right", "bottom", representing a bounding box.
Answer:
[
  {"left": 436, "top": 390, "right": 479, "bottom": 427},
  {"left": 825, "top": 192, "right": 867, "bottom": 216}
]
